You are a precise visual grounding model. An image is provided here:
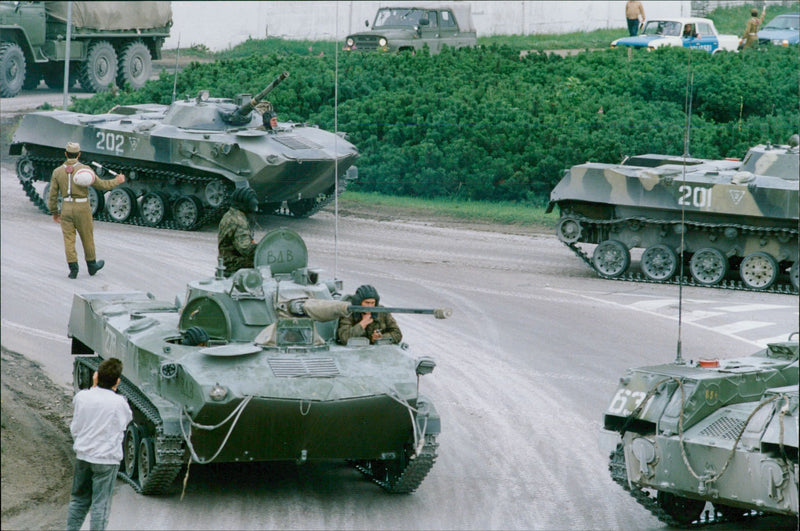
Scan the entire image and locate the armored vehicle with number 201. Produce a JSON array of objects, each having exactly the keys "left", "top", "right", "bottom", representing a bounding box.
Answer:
[
  {"left": 10, "top": 71, "right": 359, "bottom": 230},
  {"left": 68, "top": 228, "right": 450, "bottom": 494},
  {"left": 547, "top": 136, "right": 799, "bottom": 293}
]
